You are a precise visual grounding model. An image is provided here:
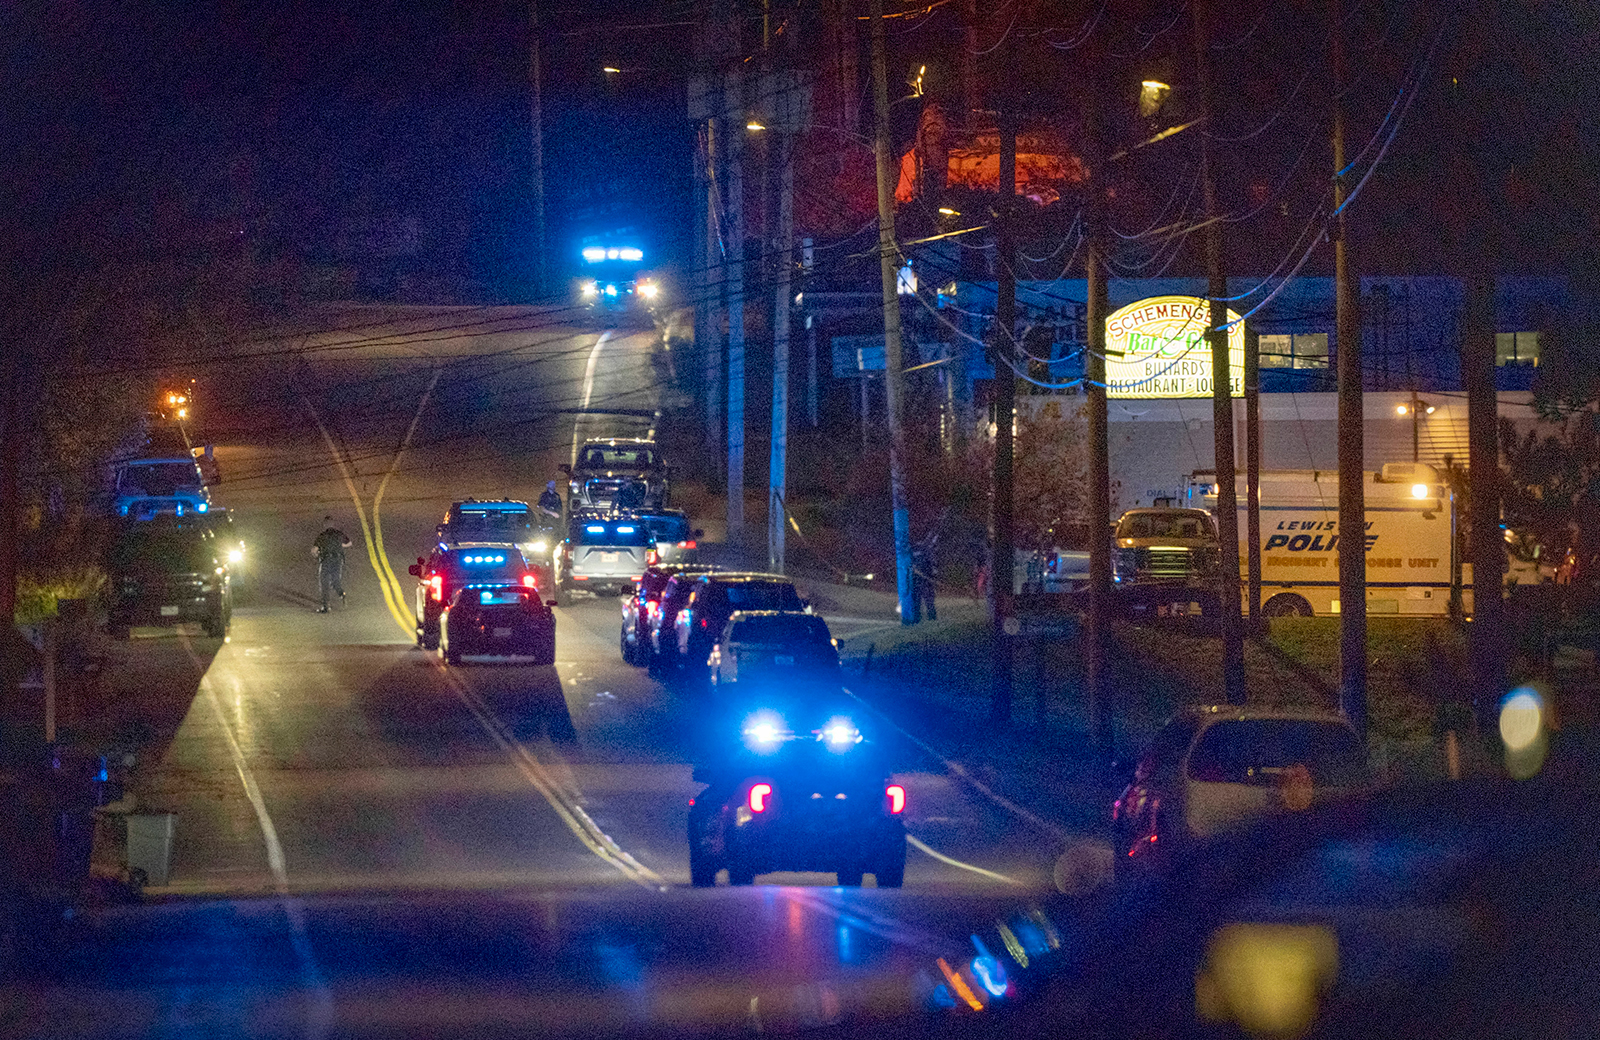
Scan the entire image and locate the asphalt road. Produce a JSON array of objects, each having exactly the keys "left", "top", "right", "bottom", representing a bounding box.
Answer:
[{"left": 15, "top": 306, "right": 1074, "bottom": 1038}]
